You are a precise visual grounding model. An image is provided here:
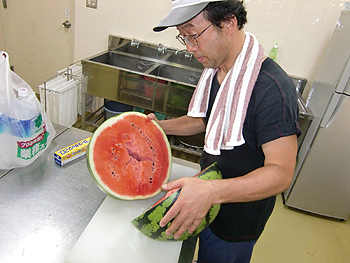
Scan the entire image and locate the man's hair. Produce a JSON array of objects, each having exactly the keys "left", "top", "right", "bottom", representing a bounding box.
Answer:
[{"left": 203, "top": 0, "right": 247, "bottom": 30}]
